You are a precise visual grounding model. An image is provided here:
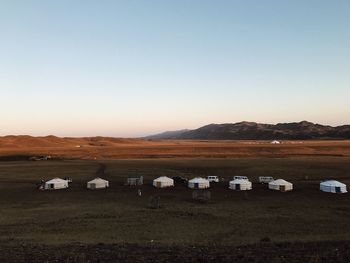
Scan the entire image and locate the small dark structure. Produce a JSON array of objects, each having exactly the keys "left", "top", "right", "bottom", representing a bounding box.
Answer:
[
  {"left": 96, "top": 163, "right": 106, "bottom": 175},
  {"left": 126, "top": 176, "right": 143, "bottom": 186},
  {"left": 64, "top": 177, "right": 73, "bottom": 183},
  {"left": 148, "top": 196, "right": 161, "bottom": 209},
  {"left": 192, "top": 190, "right": 211, "bottom": 203},
  {"left": 29, "top": 156, "right": 52, "bottom": 161},
  {"left": 172, "top": 176, "right": 188, "bottom": 184},
  {"left": 36, "top": 179, "right": 45, "bottom": 190}
]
